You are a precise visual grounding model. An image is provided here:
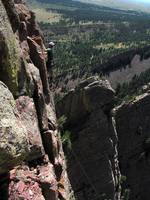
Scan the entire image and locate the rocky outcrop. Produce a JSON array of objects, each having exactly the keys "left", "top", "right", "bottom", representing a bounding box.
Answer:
[
  {"left": 57, "top": 77, "right": 121, "bottom": 200},
  {"left": 115, "top": 93, "right": 150, "bottom": 200},
  {"left": 57, "top": 73, "right": 150, "bottom": 200},
  {"left": 0, "top": 0, "right": 73, "bottom": 199}
]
